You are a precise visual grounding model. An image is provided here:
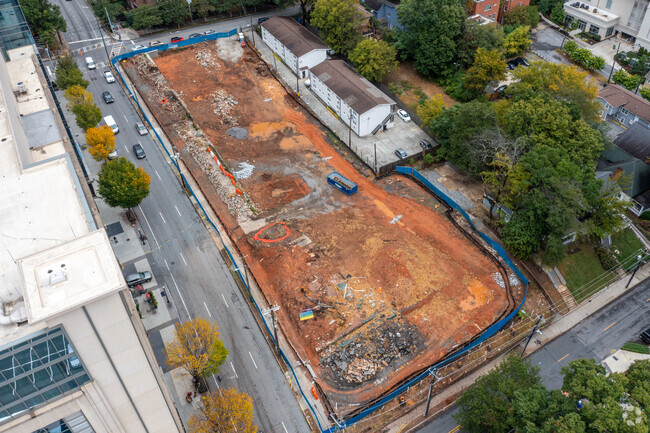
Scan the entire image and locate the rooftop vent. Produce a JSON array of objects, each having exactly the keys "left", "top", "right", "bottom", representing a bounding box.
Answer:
[{"left": 15, "top": 81, "right": 27, "bottom": 94}]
